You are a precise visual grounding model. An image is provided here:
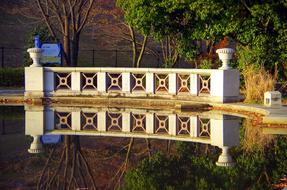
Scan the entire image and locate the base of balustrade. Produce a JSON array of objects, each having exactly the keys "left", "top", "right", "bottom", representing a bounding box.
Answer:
[
  {"left": 25, "top": 91, "right": 44, "bottom": 98},
  {"left": 36, "top": 91, "right": 241, "bottom": 103},
  {"left": 35, "top": 95, "right": 220, "bottom": 110}
]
